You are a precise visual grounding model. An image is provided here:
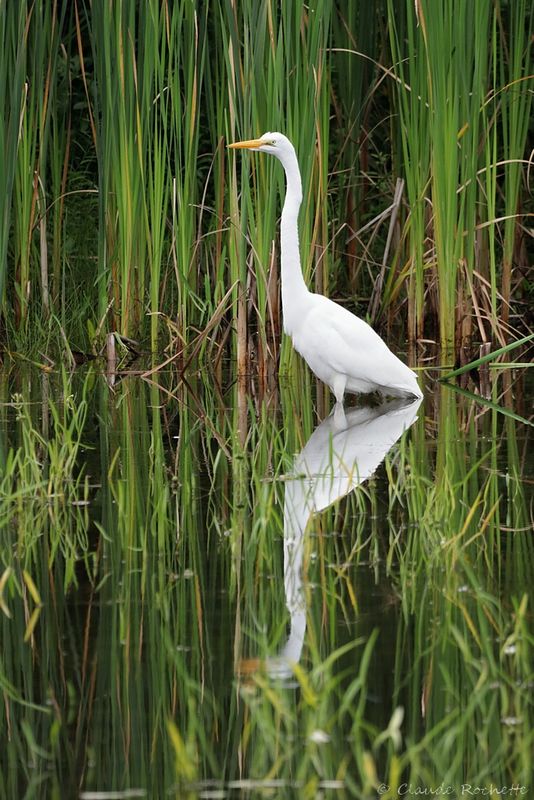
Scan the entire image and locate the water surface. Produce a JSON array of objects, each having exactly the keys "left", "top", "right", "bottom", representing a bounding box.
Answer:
[{"left": 0, "top": 362, "right": 532, "bottom": 798}]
